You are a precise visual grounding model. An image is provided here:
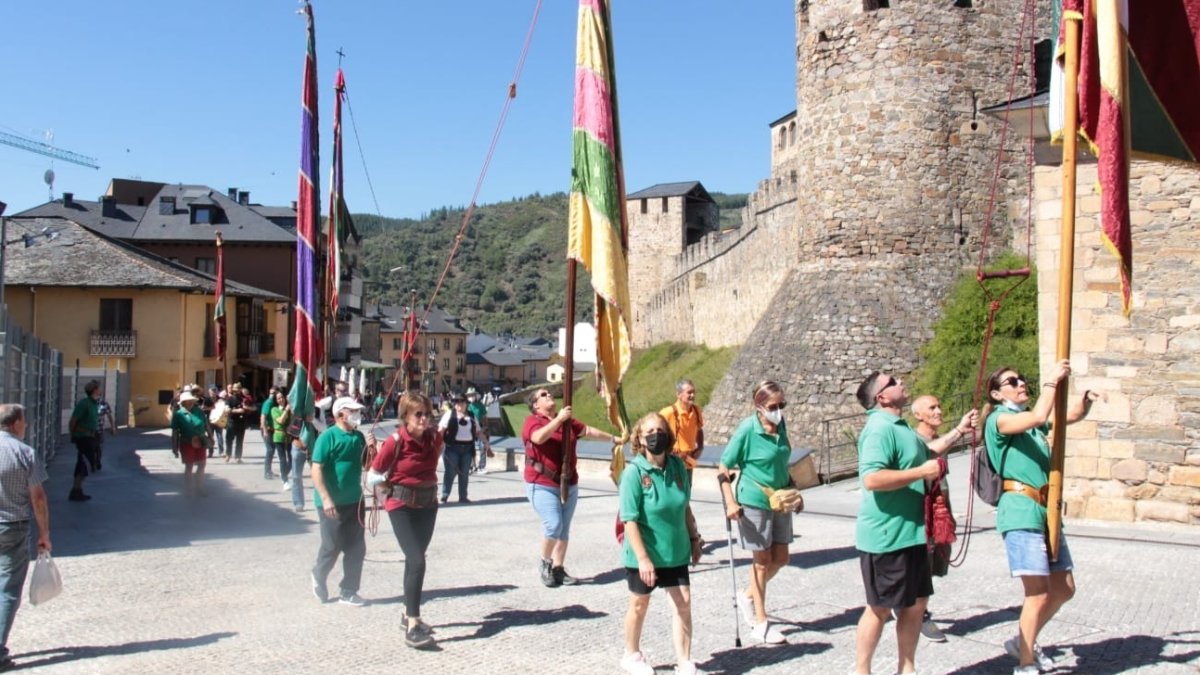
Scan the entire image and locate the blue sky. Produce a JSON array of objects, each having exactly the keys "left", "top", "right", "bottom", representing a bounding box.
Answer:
[{"left": 0, "top": 1, "right": 796, "bottom": 218}]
